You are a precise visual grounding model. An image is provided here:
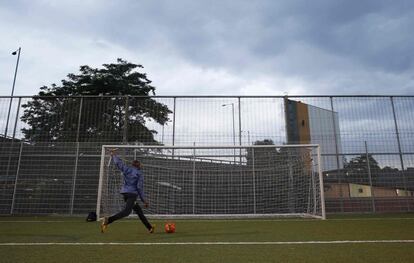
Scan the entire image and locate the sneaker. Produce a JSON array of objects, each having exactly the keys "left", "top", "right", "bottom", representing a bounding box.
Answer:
[
  {"left": 149, "top": 224, "right": 156, "bottom": 234},
  {"left": 100, "top": 217, "right": 109, "bottom": 233}
]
